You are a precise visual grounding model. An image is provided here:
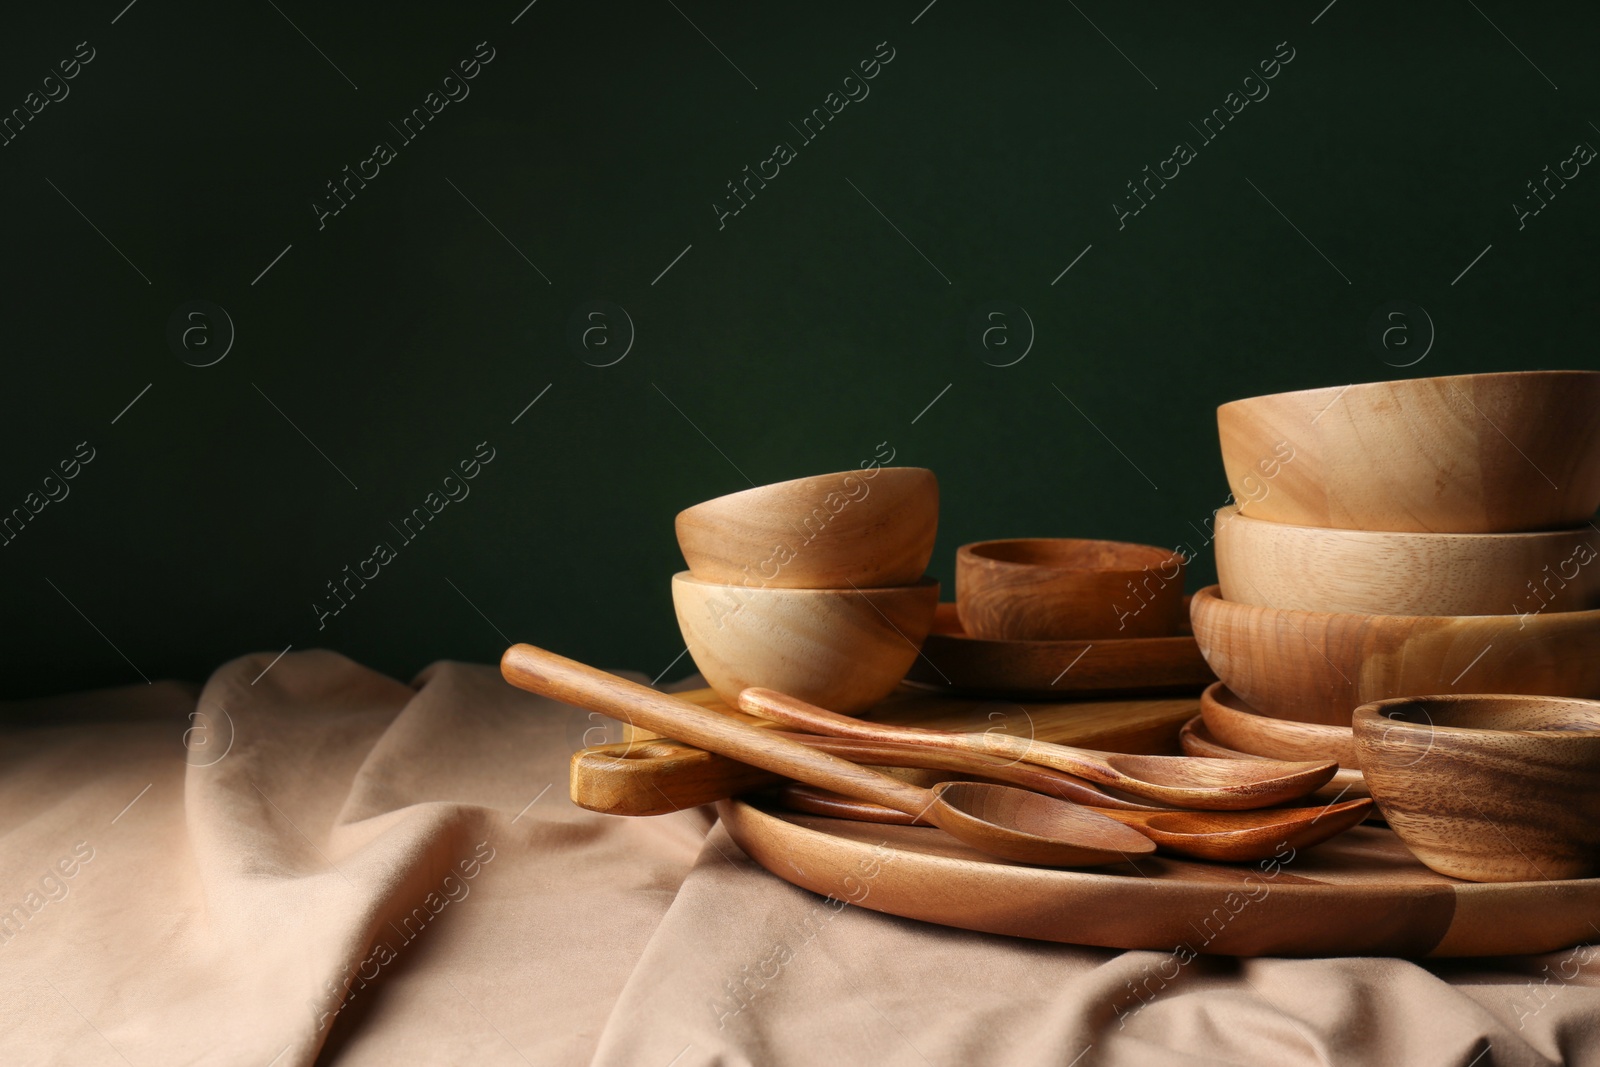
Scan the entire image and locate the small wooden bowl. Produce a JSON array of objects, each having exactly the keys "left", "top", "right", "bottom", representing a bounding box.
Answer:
[
  {"left": 956, "top": 538, "right": 1185, "bottom": 641},
  {"left": 1215, "top": 507, "right": 1600, "bottom": 617},
  {"left": 1199, "top": 682, "right": 1361, "bottom": 768},
  {"left": 1353, "top": 695, "right": 1600, "bottom": 882},
  {"left": 675, "top": 467, "right": 938, "bottom": 589},
  {"left": 1218, "top": 370, "right": 1600, "bottom": 533},
  {"left": 671, "top": 572, "right": 939, "bottom": 714},
  {"left": 1188, "top": 585, "right": 1600, "bottom": 725}
]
